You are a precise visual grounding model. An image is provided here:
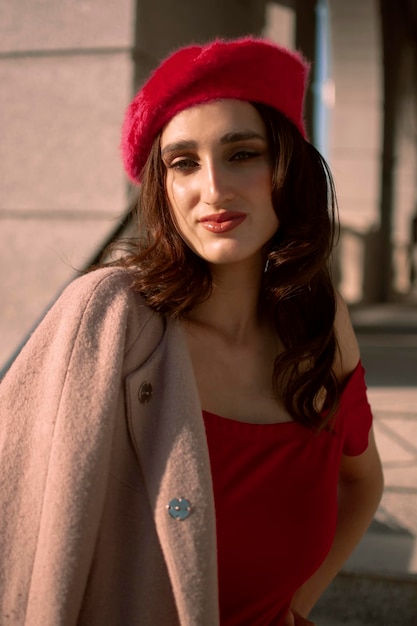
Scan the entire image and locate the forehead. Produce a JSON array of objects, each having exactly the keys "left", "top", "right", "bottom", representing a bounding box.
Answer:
[{"left": 160, "top": 99, "right": 266, "bottom": 146}]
